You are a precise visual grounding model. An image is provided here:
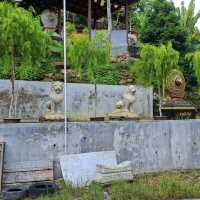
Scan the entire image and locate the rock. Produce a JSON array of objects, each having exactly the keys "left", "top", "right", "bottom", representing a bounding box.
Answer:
[
  {"left": 54, "top": 73, "right": 64, "bottom": 81},
  {"left": 104, "top": 192, "right": 111, "bottom": 200},
  {"left": 67, "top": 69, "right": 77, "bottom": 78},
  {"left": 112, "top": 54, "right": 130, "bottom": 64}
]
